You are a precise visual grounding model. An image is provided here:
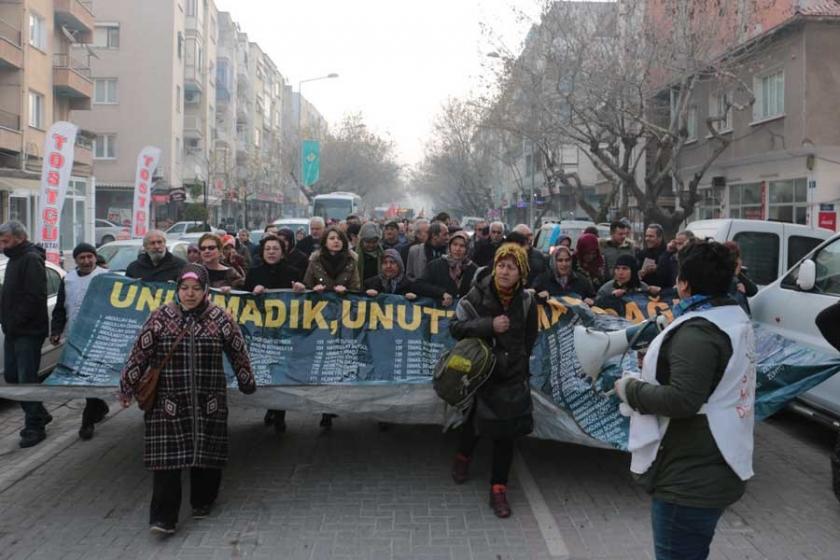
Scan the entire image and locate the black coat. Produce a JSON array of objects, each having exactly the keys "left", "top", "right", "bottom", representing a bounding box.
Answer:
[
  {"left": 296, "top": 235, "right": 319, "bottom": 257},
  {"left": 364, "top": 275, "right": 414, "bottom": 295},
  {"left": 413, "top": 257, "right": 477, "bottom": 300},
  {"left": 636, "top": 245, "right": 676, "bottom": 288},
  {"left": 470, "top": 238, "right": 500, "bottom": 268},
  {"left": 243, "top": 262, "right": 302, "bottom": 292},
  {"left": 125, "top": 251, "right": 185, "bottom": 282},
  {"left": 450, "top": 268, "right": 538, "bottom": 438},
  {"left": 285, "top": 249, "right": 309, "bottom": 275},
  {"left": 0, "top": 241, "right": 48, "bottom": 337},
  {"left": 526, "top": 248, "right": 548, "bottom": 287},
  {"left": 532, "top": 269, "right": 595, "bottom": 299}
]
